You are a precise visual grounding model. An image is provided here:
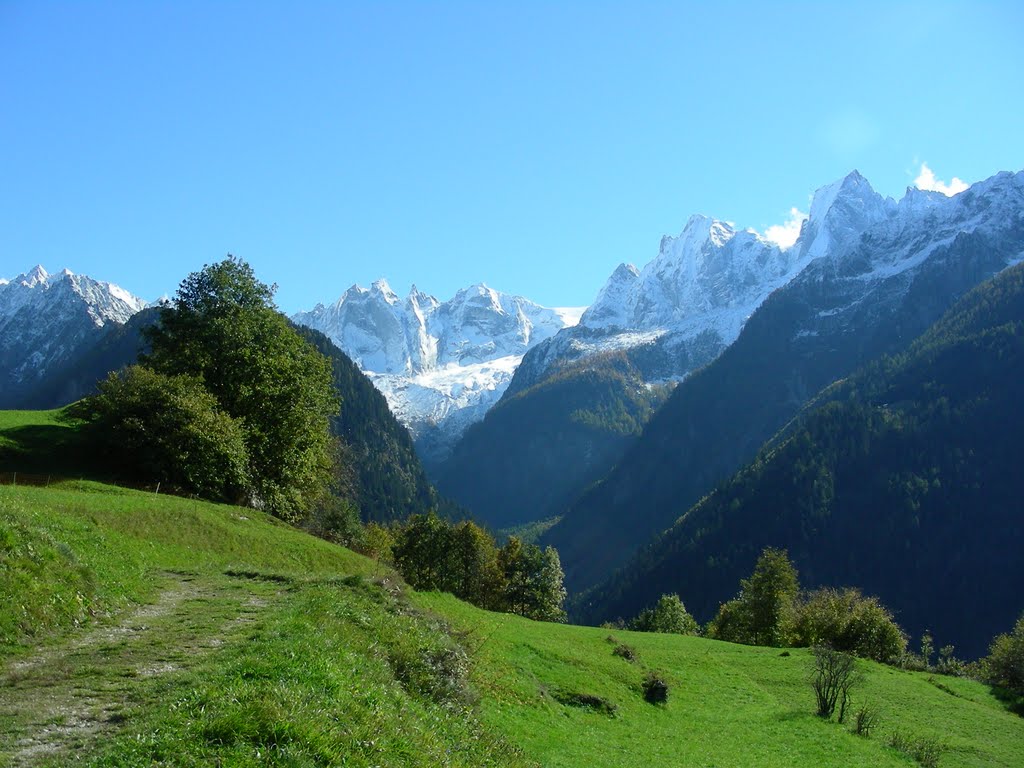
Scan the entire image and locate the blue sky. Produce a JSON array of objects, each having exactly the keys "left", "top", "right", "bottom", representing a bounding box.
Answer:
[{"left": 2, "top": 1, "right": 1022, "bottom": 313}]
